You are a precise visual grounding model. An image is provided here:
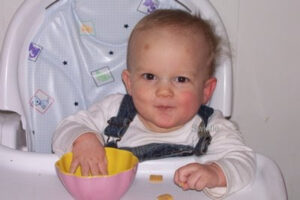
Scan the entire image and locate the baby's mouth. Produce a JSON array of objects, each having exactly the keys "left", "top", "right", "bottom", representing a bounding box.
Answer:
[{"left": 155, "top": 105, "right": 175, "bottom": 111}]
